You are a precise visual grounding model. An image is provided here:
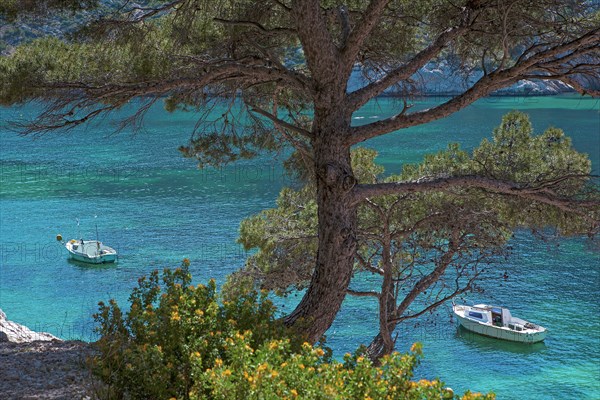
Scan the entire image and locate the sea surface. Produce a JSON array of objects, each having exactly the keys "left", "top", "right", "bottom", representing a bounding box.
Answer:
[{"left": 1, "top": 95, "right": 599, "bottom": 399}]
